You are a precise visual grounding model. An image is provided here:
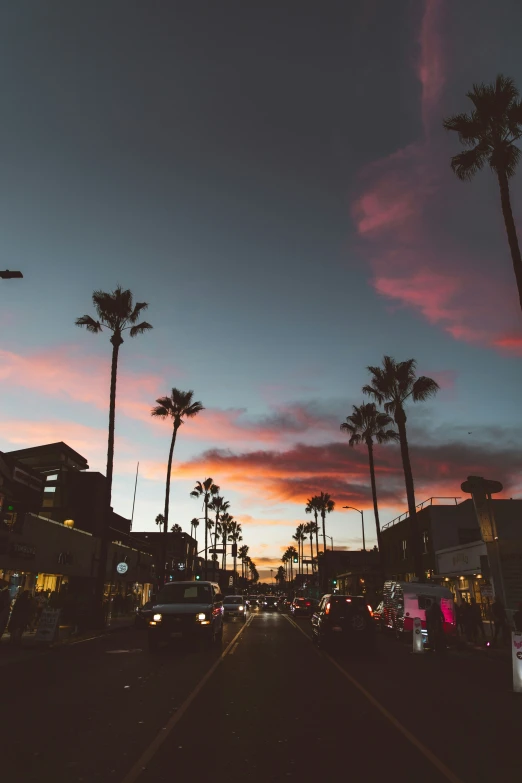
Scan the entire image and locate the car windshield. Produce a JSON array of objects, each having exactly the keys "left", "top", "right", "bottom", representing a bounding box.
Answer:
[
  {"left": 265, "top": 597, "right": 276, "bottom": 603},
  {"left": 156, "top": 584, "right": 212, "bottom": 604},
  {"left": 224, "top": 597, "right": 243, "bottom": 604},
  {"left": 295, "top": 599, "right": 305, "bottom": 605}
]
